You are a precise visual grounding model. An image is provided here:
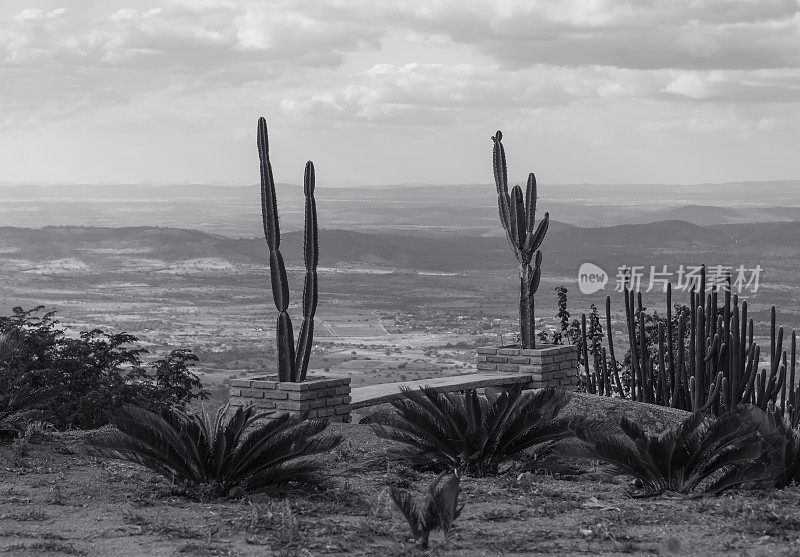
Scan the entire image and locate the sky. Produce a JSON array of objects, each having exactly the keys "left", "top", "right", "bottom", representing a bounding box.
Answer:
[{"left": 1, "top": 0, "right": 799, "bottom": 187}]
